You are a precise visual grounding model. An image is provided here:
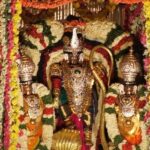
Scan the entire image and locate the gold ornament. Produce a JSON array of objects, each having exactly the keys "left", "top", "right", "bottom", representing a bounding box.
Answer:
[
  {"left": 120, "top": 48, "right": 141, "bottom": 84},
  {"left": 19, "top": 53, "right": 35, "bottom": 82}
]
